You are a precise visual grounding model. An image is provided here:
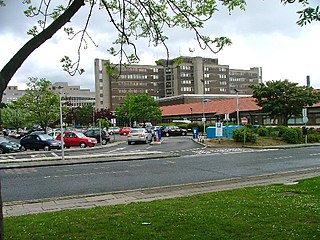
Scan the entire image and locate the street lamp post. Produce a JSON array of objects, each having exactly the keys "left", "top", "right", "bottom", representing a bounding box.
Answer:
[
  {"left": 58, "top": 86, "right": 64, "bottom": 161},
  {"left": 234, "top": 89, "right": 240, "bottom": 126},
  {"left": 201, "top": 78, "right": 206, "bottom": 135}
]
